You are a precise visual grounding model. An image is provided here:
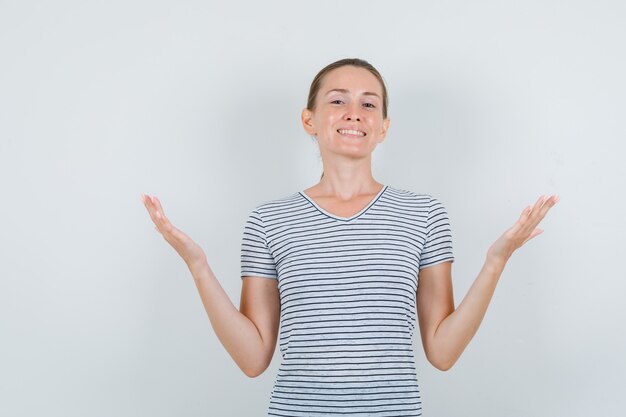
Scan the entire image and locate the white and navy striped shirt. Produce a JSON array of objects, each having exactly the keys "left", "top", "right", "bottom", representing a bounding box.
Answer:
[{"left": 241, "top": 185, "right": 454, "bottom": 417}]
